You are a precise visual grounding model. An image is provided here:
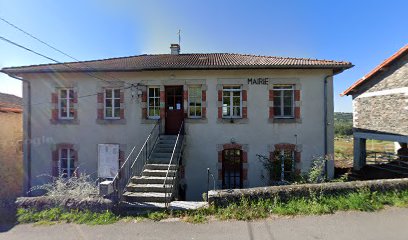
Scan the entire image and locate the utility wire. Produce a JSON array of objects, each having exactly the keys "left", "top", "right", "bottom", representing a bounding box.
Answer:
[
  {"left": 0, "top": 35, "right": 136, "bottom": 107},
  {"left": 0, "top": 35, "right": 128, "bottom": 87},
  {"left": 0, "top": 16, "right": 130, "bottom": 87}
]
